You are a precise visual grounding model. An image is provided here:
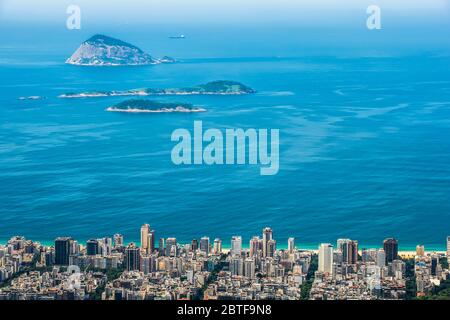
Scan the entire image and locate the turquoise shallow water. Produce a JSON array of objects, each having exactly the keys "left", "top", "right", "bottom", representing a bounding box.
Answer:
[{"left": 0, "top": 29, "right": 450, "bottom": 251}]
